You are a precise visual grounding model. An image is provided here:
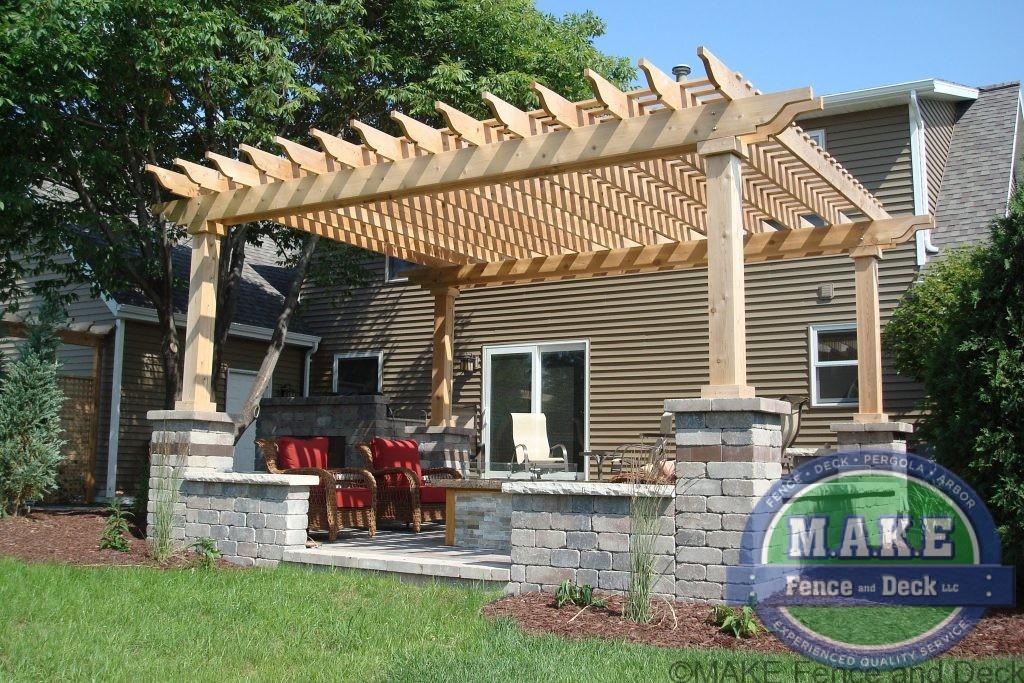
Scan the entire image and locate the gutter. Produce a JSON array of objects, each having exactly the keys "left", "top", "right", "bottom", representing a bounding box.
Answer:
[
  {"left": 114, "top": 303, "right": 320, "bottom": 348},
  {"left": 802, "top": 78, "right": 978, "bottom": 120},
  {"left": 302, "top": 337, "right": 321, "bottom": 397},
  {"left": 104, "top": 317, "right": 126, "bottom": 499},
  {"left": 908, "top": 90, "right": 941, "bottom": 267}
]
